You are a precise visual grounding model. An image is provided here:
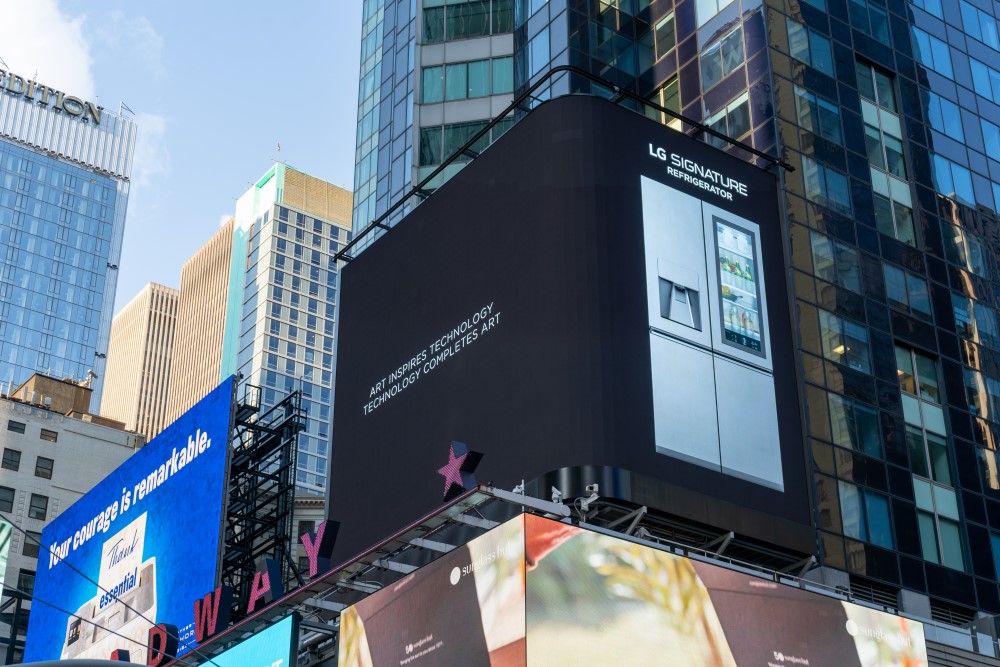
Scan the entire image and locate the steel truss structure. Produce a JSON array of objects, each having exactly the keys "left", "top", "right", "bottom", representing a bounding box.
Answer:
[{"left": 221, "top": 384, "right": 301, "bottom": 620}]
